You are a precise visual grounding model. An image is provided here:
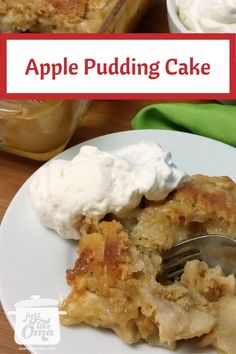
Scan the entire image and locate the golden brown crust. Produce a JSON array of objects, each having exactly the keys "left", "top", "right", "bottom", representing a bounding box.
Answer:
[
  {"left": 67, "top": 221, "right": 130, "bottom": 284},
  {"left": 132, "top": 175, "right": 236, "bottom": 252},
  {"left": 0, "top": 0, "right": 118, "bottom": 32},
  {"left": 0, "top": 0, "right": 88, "bottom": 17},
  {"left": 173, "top": 175, "right": 236, "bottom": 225},
  {"left": 60, "top": 175, "right": 236, "bottom": 352}
]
